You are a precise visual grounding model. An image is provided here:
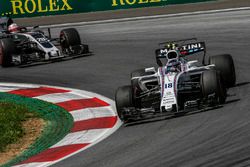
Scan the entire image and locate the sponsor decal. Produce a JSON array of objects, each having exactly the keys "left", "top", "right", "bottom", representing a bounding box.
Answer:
[
  {"left": 163, "top": 98, "right": 174, "bottom": 104},
  {"left": 158, "top": 42, "right": 205, "bottom": 56},
  {"left": 163, "top": 100, "right": 174, "bottom": 104},
  {"left": 181, "top": 42, "right": 205, "bottom": 51},
  {"left": 2, "top": 0, "right": 73, "bottom": 16},
  {"left": 112, "top": 0, "right": 162, "bottom": 7},
  {"left": 160, "top": 48, "right": 169, "bottom": 54}
]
